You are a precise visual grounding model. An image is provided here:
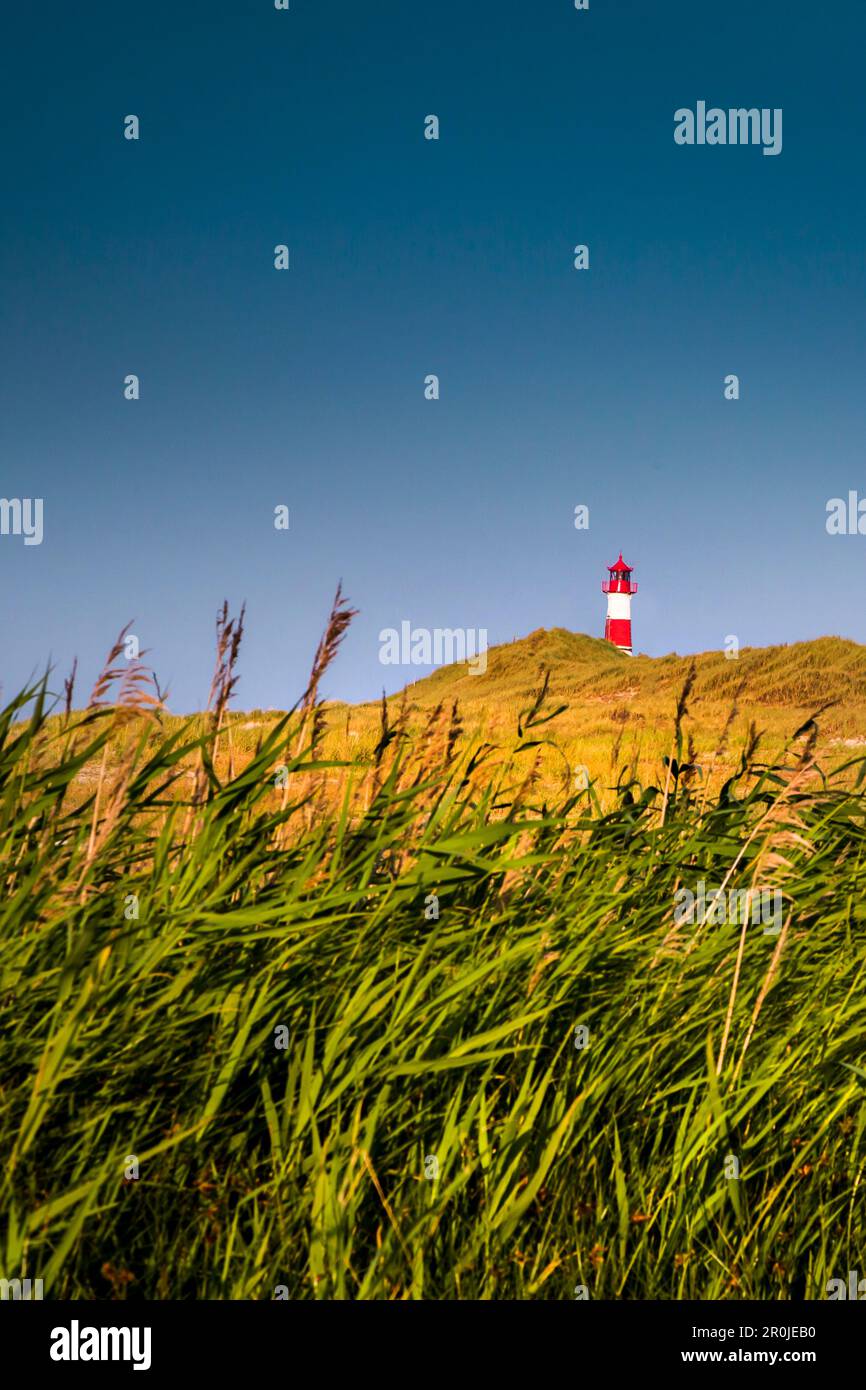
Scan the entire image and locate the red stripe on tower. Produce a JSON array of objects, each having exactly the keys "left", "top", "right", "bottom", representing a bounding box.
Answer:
[{"left": 602, "top": 553, "right": 637, "bottom": 655}]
